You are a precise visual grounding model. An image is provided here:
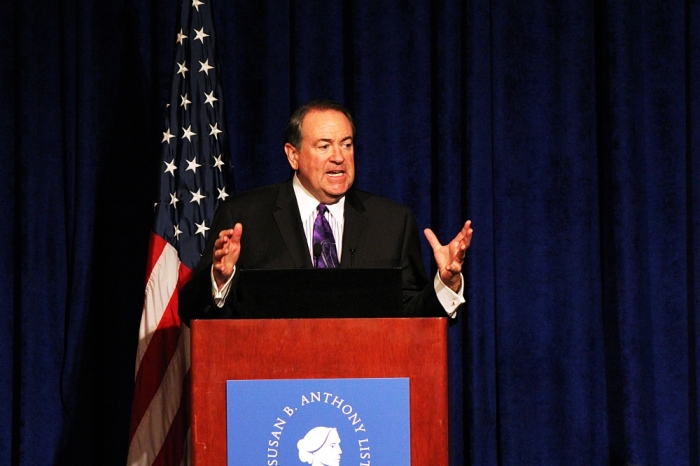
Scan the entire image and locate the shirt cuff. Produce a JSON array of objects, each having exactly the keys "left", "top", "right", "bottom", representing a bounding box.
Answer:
[
  {"left": 211, "top": 265, "right": 236, "bottom": 308},
  {"left": 434, "top": 272, "right": 465, "bottom": 318}
]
